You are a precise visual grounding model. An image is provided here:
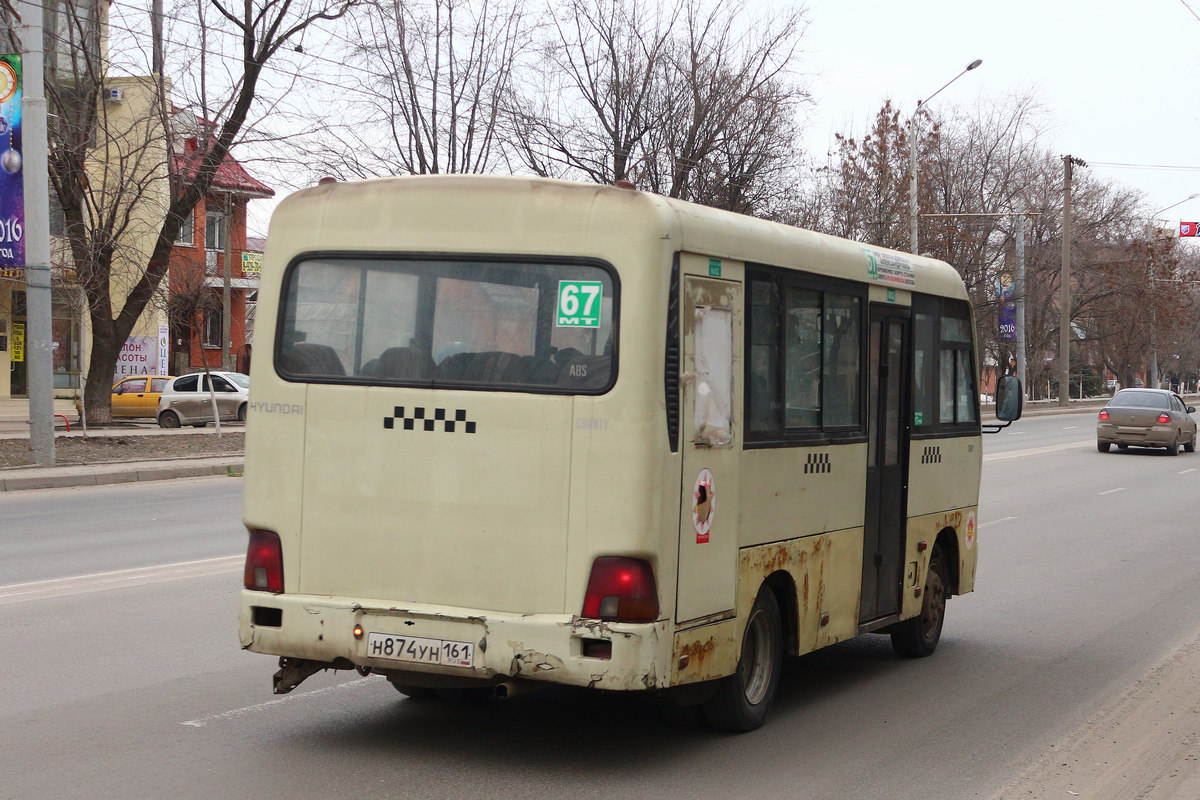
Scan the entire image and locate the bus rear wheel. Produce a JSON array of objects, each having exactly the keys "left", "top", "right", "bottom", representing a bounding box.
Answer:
[
  {"left": 703, "top": 585, "right": 782, "bottom": 732},
  {"left": 891, "top": 546, "right": 947, "bottom": 658}
]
